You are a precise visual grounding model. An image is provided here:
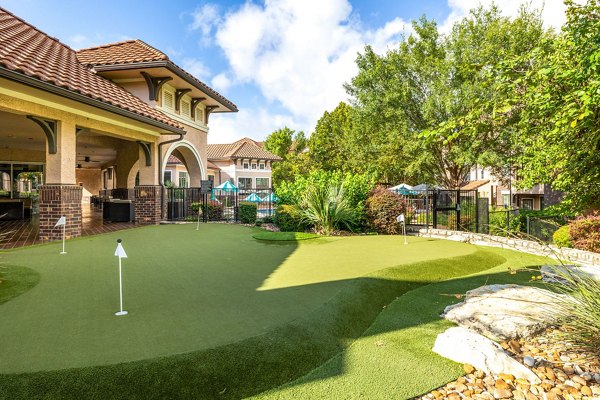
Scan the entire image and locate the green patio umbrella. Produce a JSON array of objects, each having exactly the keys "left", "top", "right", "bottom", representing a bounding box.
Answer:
[
  {"left": 261, "top": 192, "right": 279, "bottom": 203},
  {"left": 211, "top": 181, "right": 238, "bottom": 200}
]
